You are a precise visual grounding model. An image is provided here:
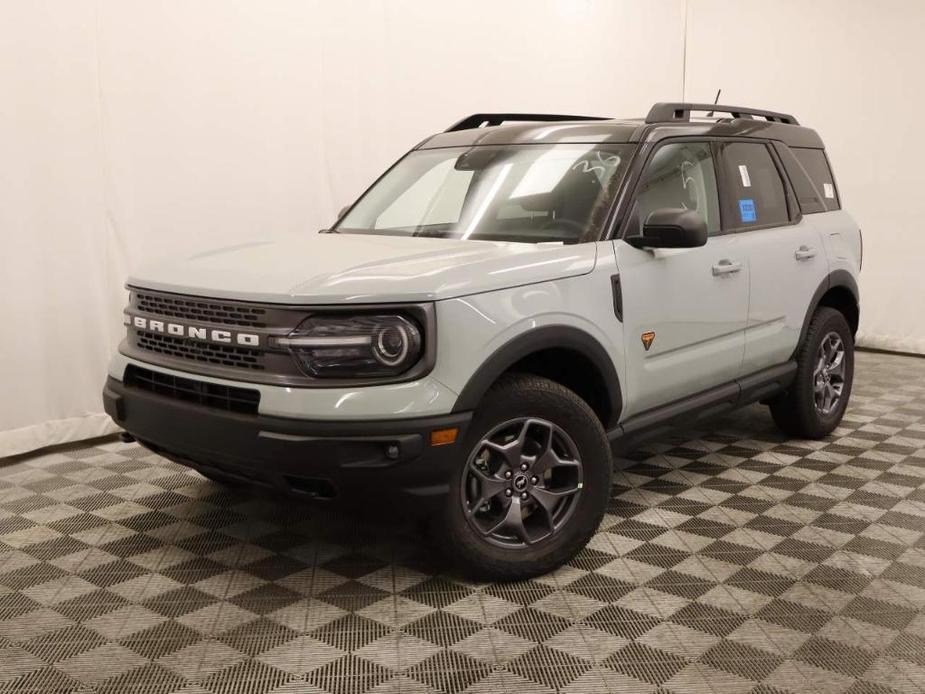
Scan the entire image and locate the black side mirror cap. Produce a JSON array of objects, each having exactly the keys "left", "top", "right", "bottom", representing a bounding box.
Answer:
[{"left": 625, "top": 208, "right": 708, "bottom": 249}]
